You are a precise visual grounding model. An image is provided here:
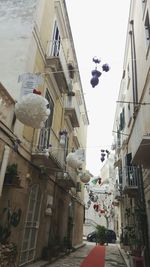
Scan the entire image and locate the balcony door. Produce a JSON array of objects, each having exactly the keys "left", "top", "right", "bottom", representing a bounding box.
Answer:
[
  {"left": 19, "top": 184, "right": 42, "bottom": 266},
  {"left": 51, "top": 21, "right": 61, "bottom": 56},
  {"left": 38, "top": 90, "right": 54, "bottom": 151}
]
